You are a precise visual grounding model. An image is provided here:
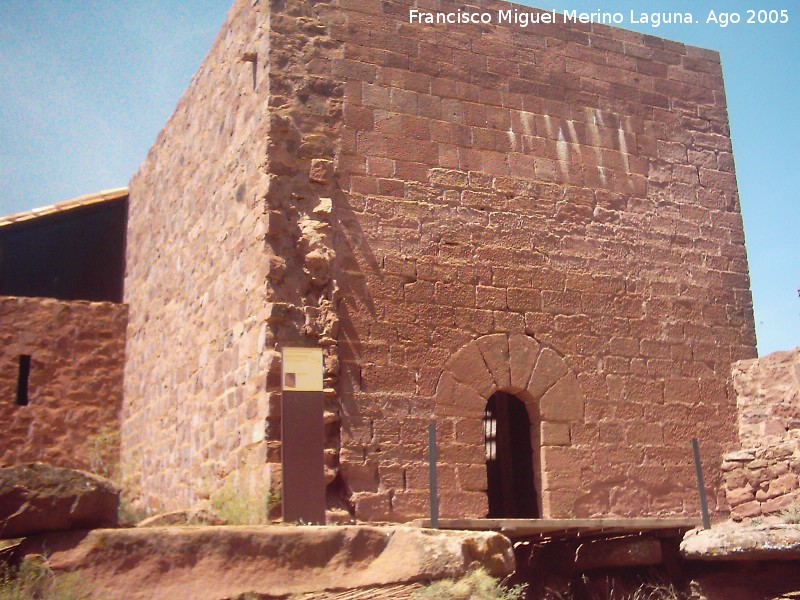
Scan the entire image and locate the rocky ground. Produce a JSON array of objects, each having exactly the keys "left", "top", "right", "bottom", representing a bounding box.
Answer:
[
  {"left": 11, "top": 525, "right": 514, "bottom": 599},
  {"left": 682, "top": 516, "right": 800, "bottom": 560},
  {"left": 6, "top": 463, "right": 800, "bottom": 599},
  {"left": 678, "top": 518, "right": 800, "bottom": 600},
  {"left": 1, "top": 463, "right": 516, "bottom": 599}
]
